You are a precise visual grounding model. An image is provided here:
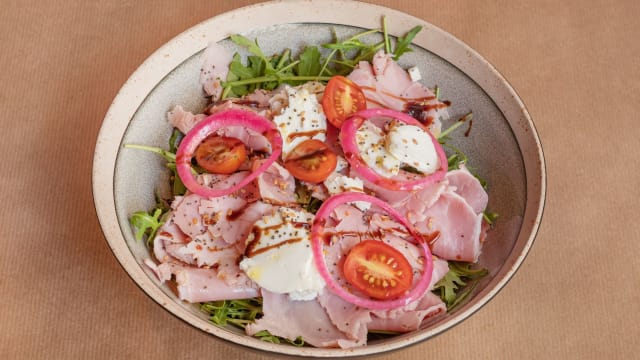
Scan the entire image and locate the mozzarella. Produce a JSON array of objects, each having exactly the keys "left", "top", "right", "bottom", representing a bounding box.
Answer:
[
  {"left": 386, "top": 122, "right": 440, "bottom": 174},
  {"left": 323, "top": 173, "right": 370, "bottom": 211},
  {"left": 355, "top": 121, "right": 401, "bottom": 177},
  {"left": 272, "top": 84, "right": 327, "bottom": 160},
  {"left": 239, "top": 207, "right": 325, "bottom": 300}
]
